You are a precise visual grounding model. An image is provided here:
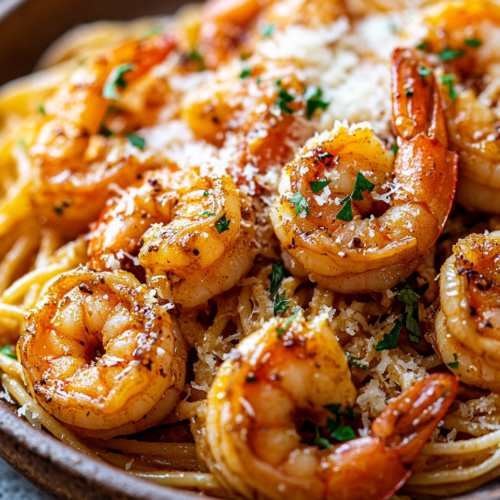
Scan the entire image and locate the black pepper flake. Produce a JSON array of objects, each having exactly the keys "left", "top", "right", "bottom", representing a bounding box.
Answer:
[{"left": 79, "top": 283, "right": 93, "bottom": 294}]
